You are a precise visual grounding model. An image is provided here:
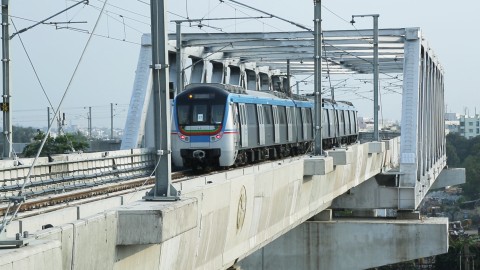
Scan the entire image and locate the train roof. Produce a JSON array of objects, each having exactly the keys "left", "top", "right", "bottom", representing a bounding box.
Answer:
[{"left": 183, "top": 83, "right": 356, "bottom": 110}]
